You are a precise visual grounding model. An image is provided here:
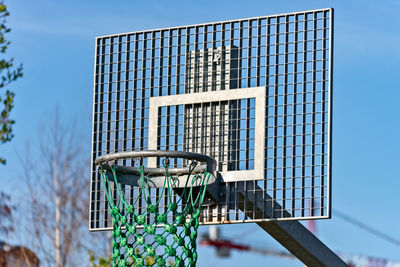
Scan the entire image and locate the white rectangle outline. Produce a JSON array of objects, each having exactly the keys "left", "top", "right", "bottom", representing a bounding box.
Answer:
[{"left": 148, "top": 87, "right": 265, "bottom": 182}]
